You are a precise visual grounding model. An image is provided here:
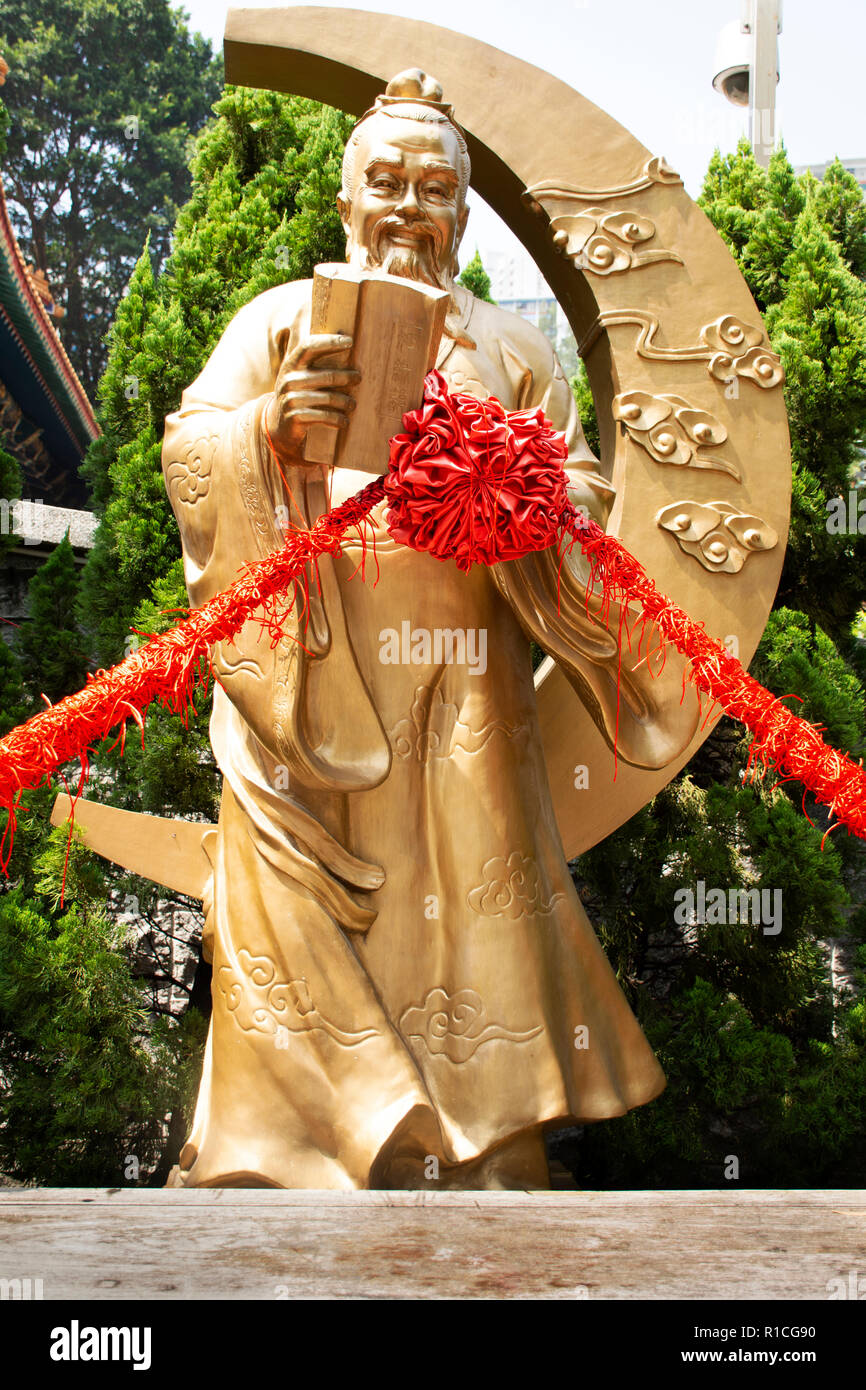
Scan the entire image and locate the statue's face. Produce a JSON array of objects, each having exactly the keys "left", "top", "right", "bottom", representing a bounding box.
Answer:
[{"left": 339, "top": 113, "right": 468, "bottom": 287}]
